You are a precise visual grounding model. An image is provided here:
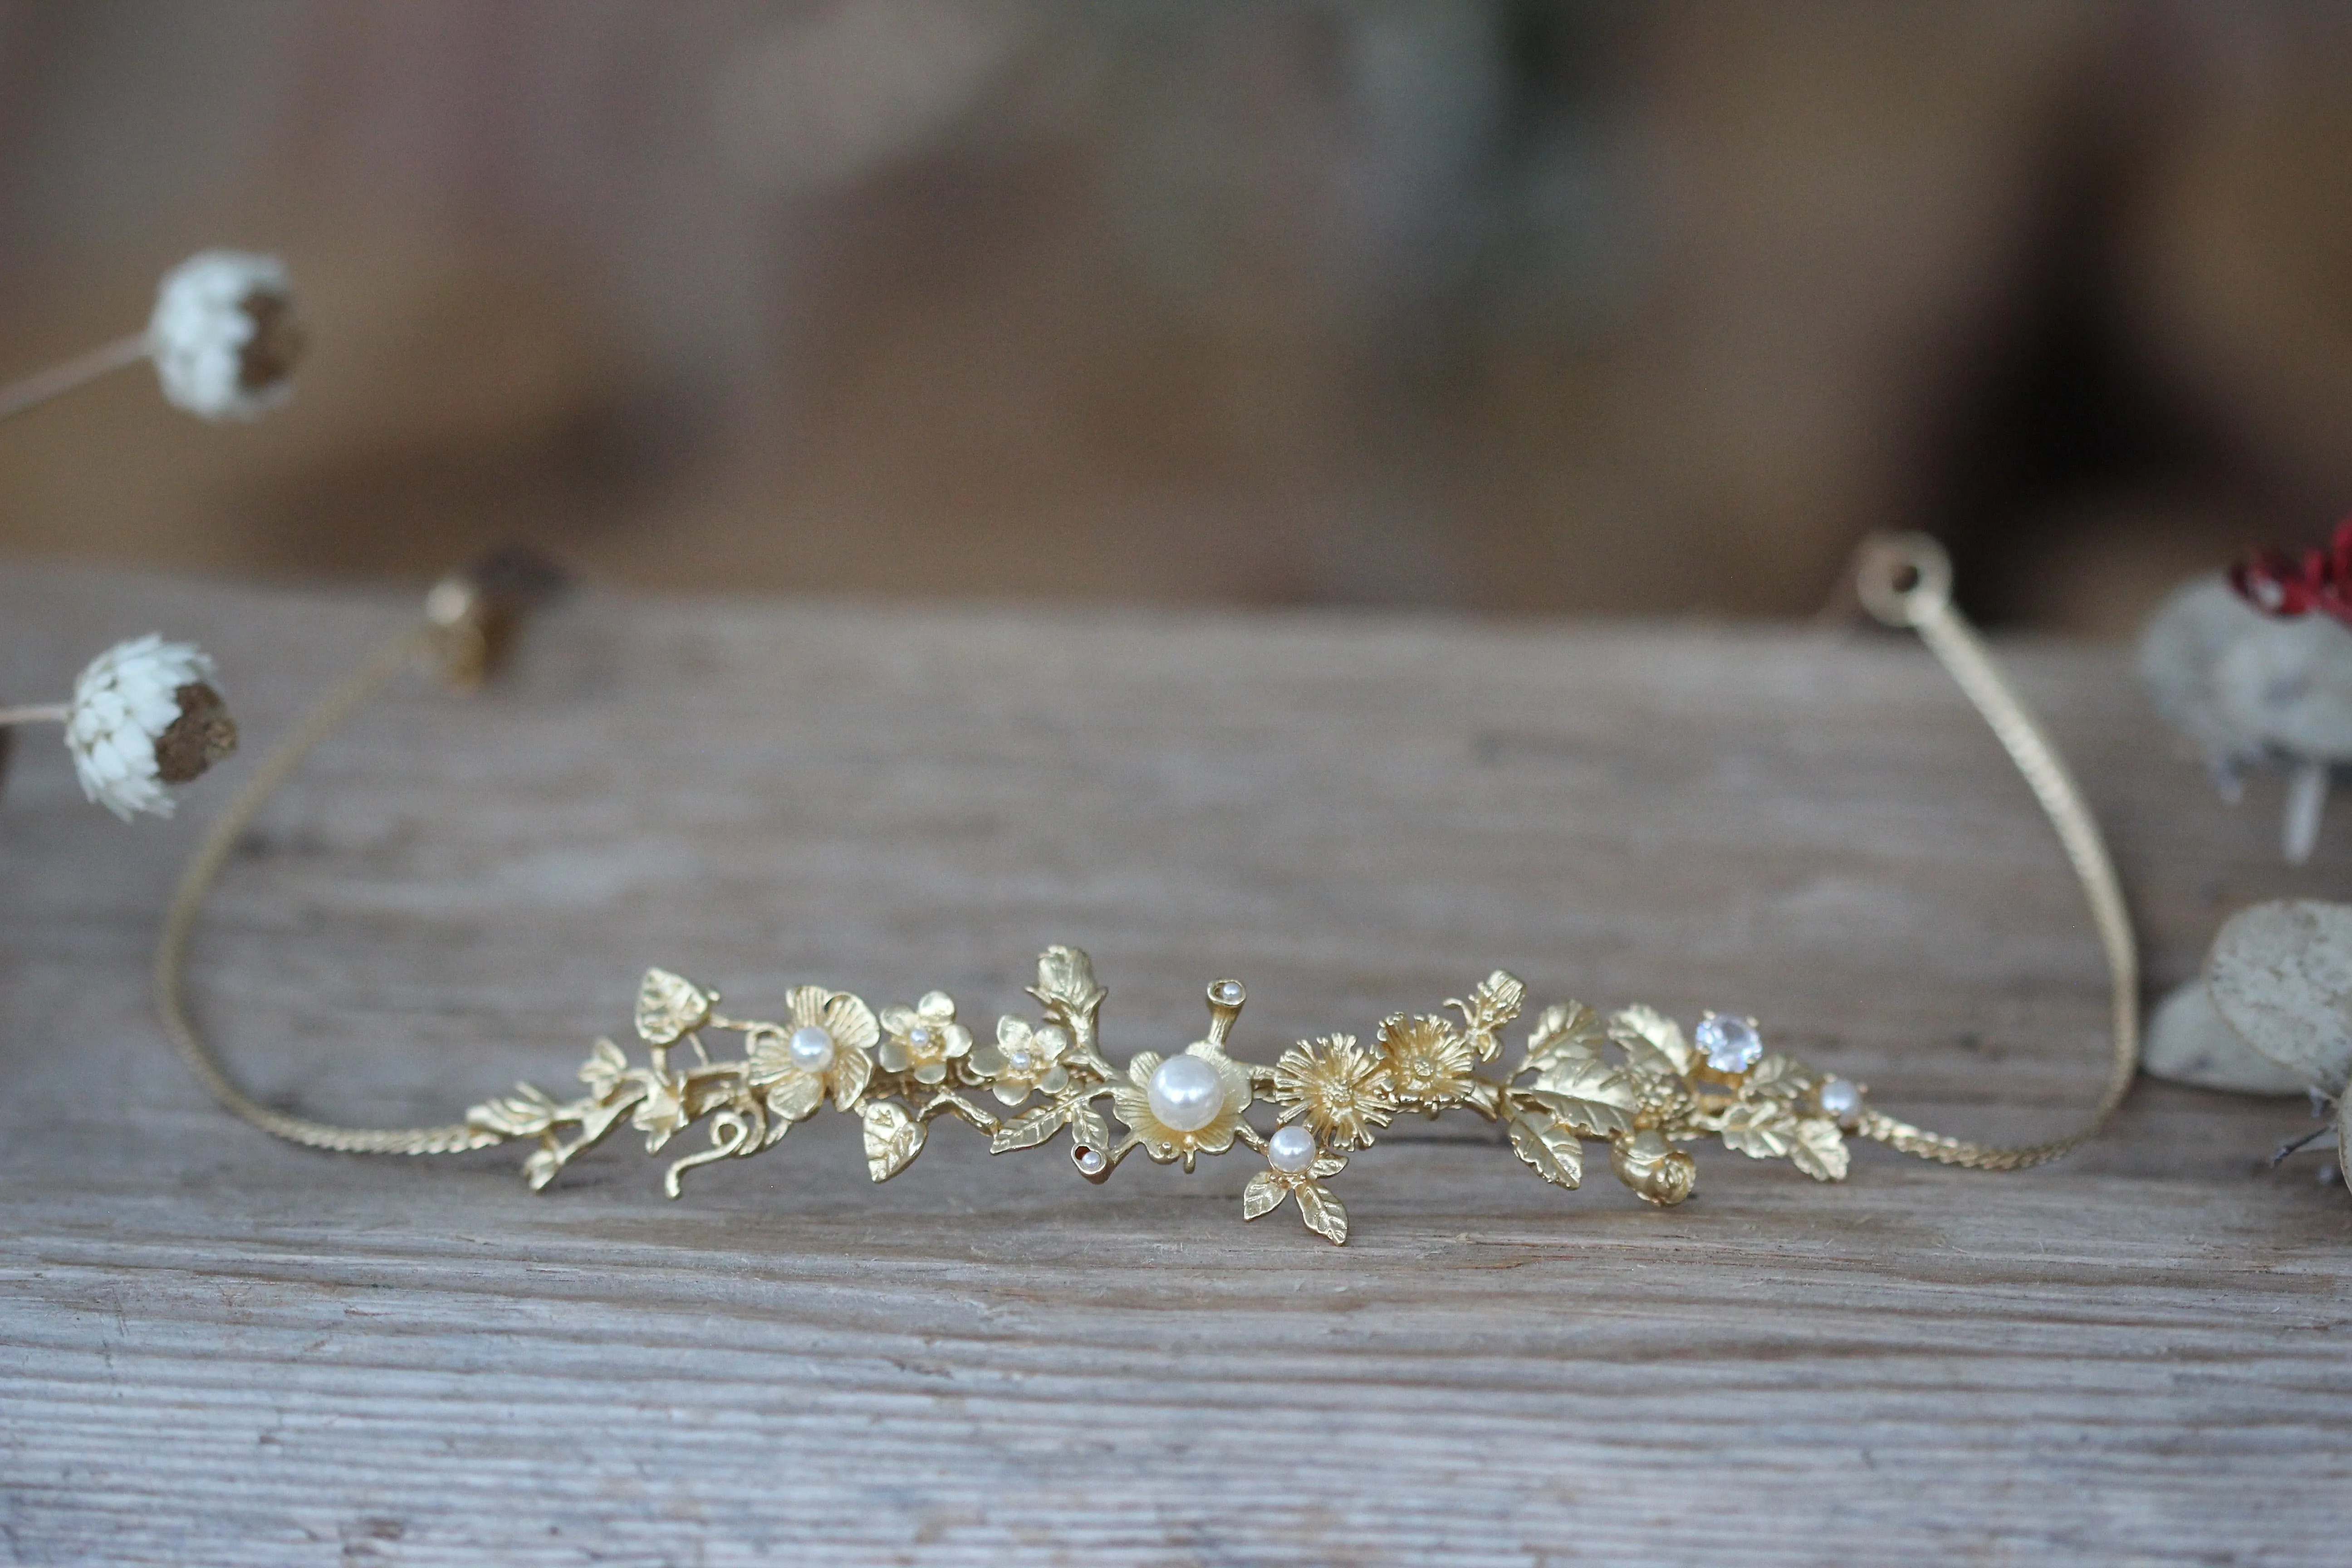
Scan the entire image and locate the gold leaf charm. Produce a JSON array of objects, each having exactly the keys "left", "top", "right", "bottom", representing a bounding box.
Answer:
[
  {"left": 991, "top": 1100, "right": 1071, "bottom": 1154},
  {"left": 1609, "top": 1004, "right": 1694, "bottom": 1077},
  {"left": 1295, "top": 1182, "right": 1348, "bottom": 1244},
  {"left": 467, "top": 1083, "right": 559, "bottom": 1139},
  {"left": 1788, "top": 1117, "right": 1850, "bottom": 1181},
  {"left": 1508, "top": 1108, "right": 1583, "bottom": 1188},
  {"left": 1527, "top": 1056, "right": 1637, "bottom": 1138},
  {"left": 861, "top": 1101, "right": 926, "bottom": 1182},
  {"left": 1521, "top": 1001, "right": 1608, "bottom": 1076},
  {"left": 1241, "top": 1170, "right": 1286, "bottom": 1220},
  {"left": 635, "top": 968, "right": 713, "bottom": 1046},
  {"left": 1720, "top": 1099, "right": 1798, "bottom": 1160}
]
